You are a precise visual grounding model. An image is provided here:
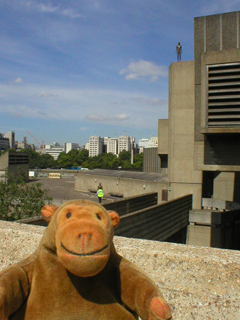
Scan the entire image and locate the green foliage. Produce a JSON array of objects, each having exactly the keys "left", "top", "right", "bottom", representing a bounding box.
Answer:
[
  {"left": 20, "top": 149, "right": 56, "bottom": 169},
  {"left": 132, "top": 153, "right": 143, "bottom": 169},
  {"left": 118, "top": 150, "right": 131, "bottom": 162},
  {"left": 57, "top": 149, "right": 89, "bottom": 168},
  {"left": 38, "top": 154, "right": 56, "bottom": 169},
  {"left": 9, "top": 148, "right": 142, "bottom": 171},
  {"left": 0, "top": 173, "right": 52, "bottom": 221}
]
